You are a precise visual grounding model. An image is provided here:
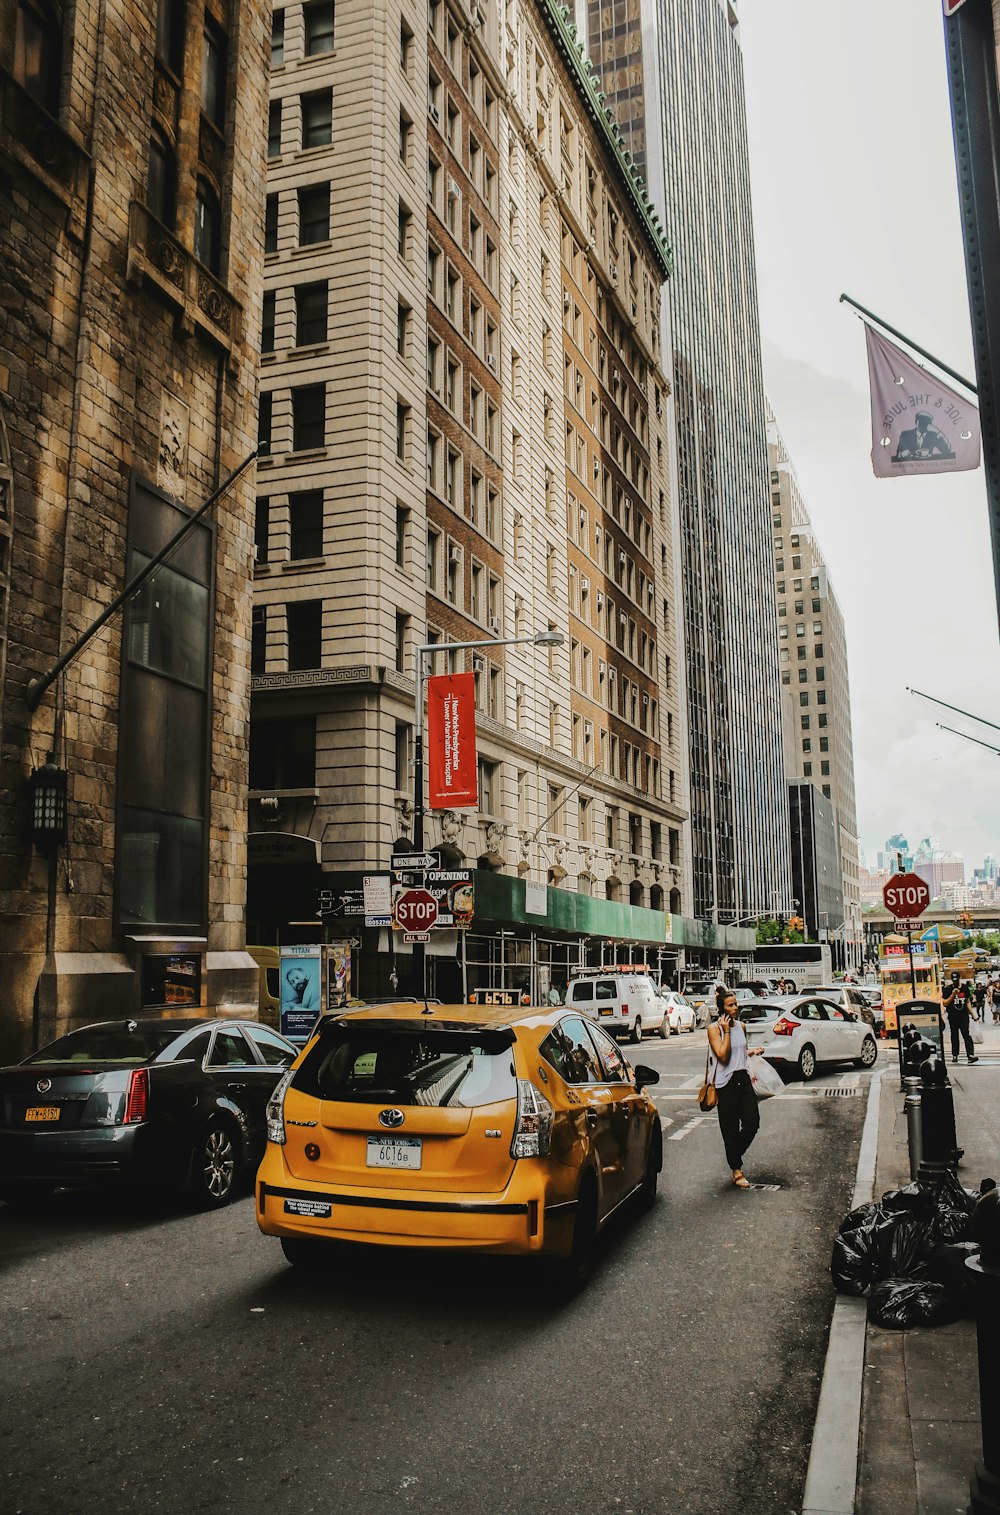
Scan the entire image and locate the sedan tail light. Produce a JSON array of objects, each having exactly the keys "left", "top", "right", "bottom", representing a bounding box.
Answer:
[
  {"left": 772, "top": 1017, "right": 798, "bottom": 1037},
  {"left": 123, "top": 1067, "right": 149, "bottom": 1123},
  {"left": 510, "top": 1080, "right": 554, "bottom": 1159},
  {"left": 265, "top": 1069, "right": 295, "bottom": 1145}
]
